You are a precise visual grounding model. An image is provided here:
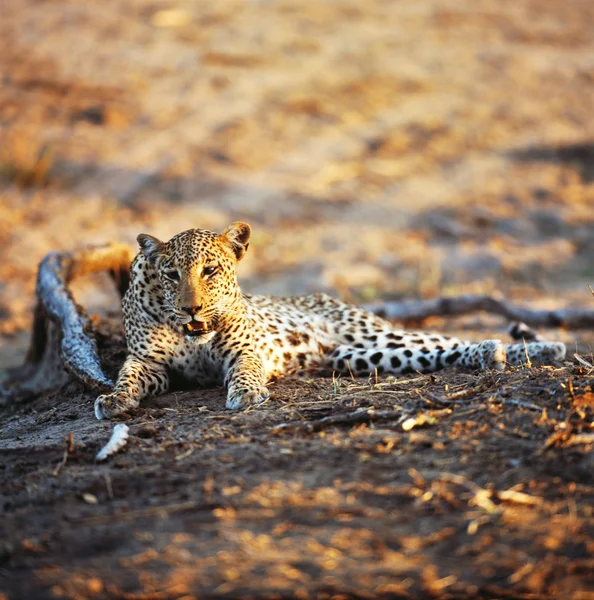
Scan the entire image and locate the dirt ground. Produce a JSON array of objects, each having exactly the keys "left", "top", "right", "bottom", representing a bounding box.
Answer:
[{"left": 2, "top": 0, "right": 594, "bottom": 598}]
